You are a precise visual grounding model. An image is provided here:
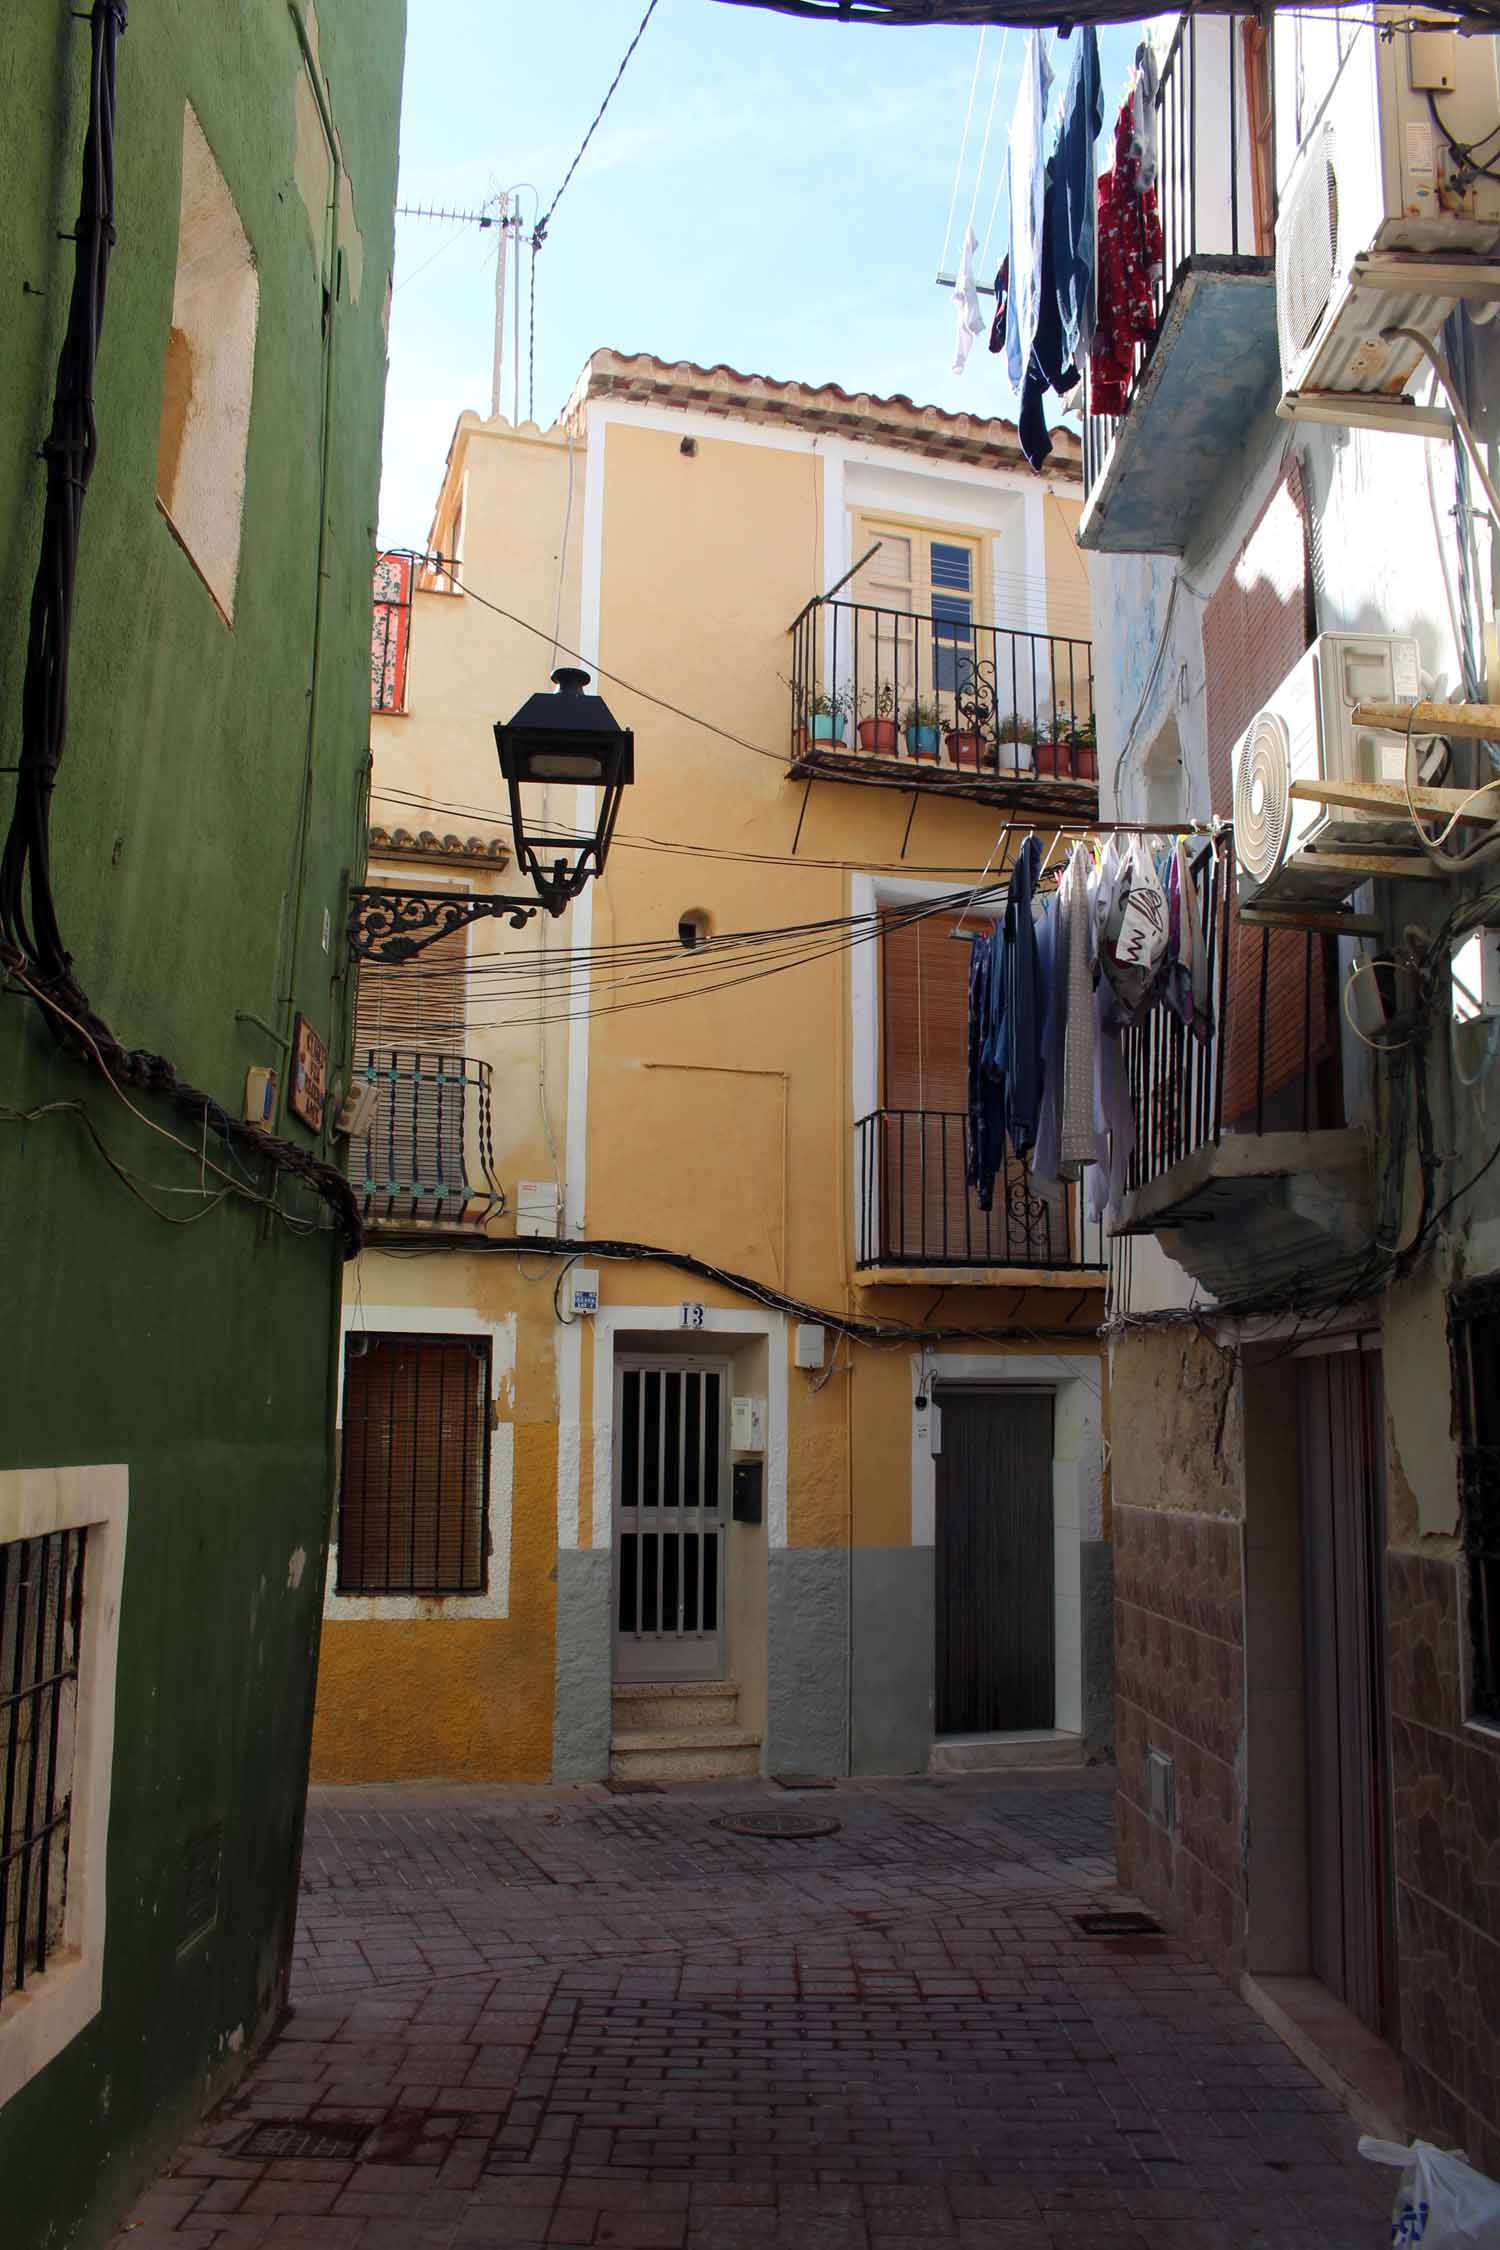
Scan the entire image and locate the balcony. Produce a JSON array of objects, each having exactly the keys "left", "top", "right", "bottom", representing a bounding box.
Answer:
[
  {"left": 788, "top": 595, "right": 1096, "bottom": 819},
  {"left": 1078, "top": 14, "right": 1280, "bottom": 556},
  {"left": 351, "top": 1049, "right": 503, "bottom": 1229},
  {"left": 1112, "top": 837, "right": 1372, "bottom": 1296},
  {"left": 854, "top": 1109, "right": 1106, "bottom": 1284}
]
